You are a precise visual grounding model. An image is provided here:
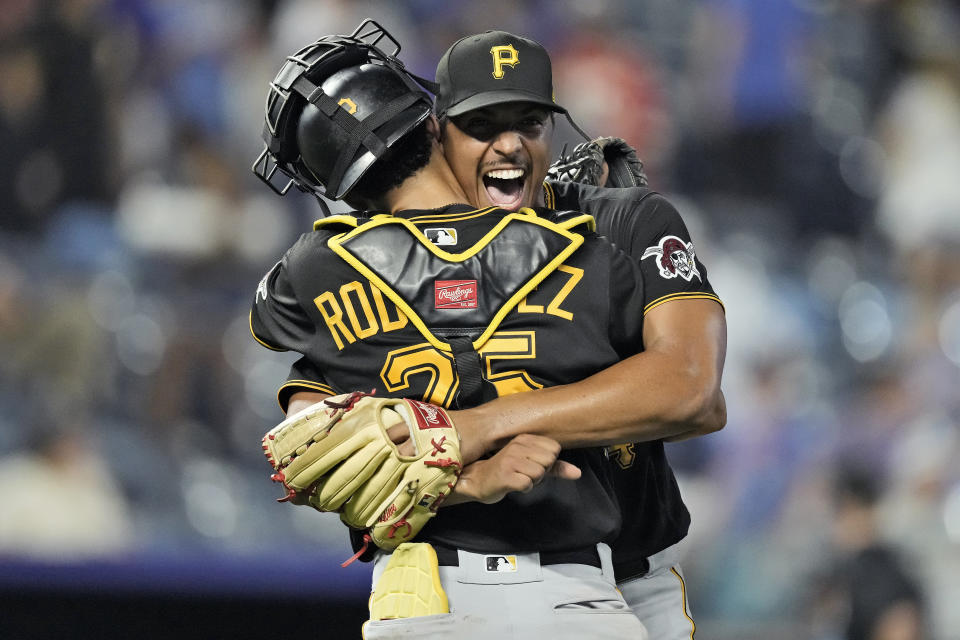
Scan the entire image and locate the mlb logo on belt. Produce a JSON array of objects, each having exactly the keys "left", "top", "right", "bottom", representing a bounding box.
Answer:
[
  {"left": 435, "top": 280, "right": 478, "bottom": 309},
  {"left": 485, "top": 555, "right": 518, "bottom": 573}
]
